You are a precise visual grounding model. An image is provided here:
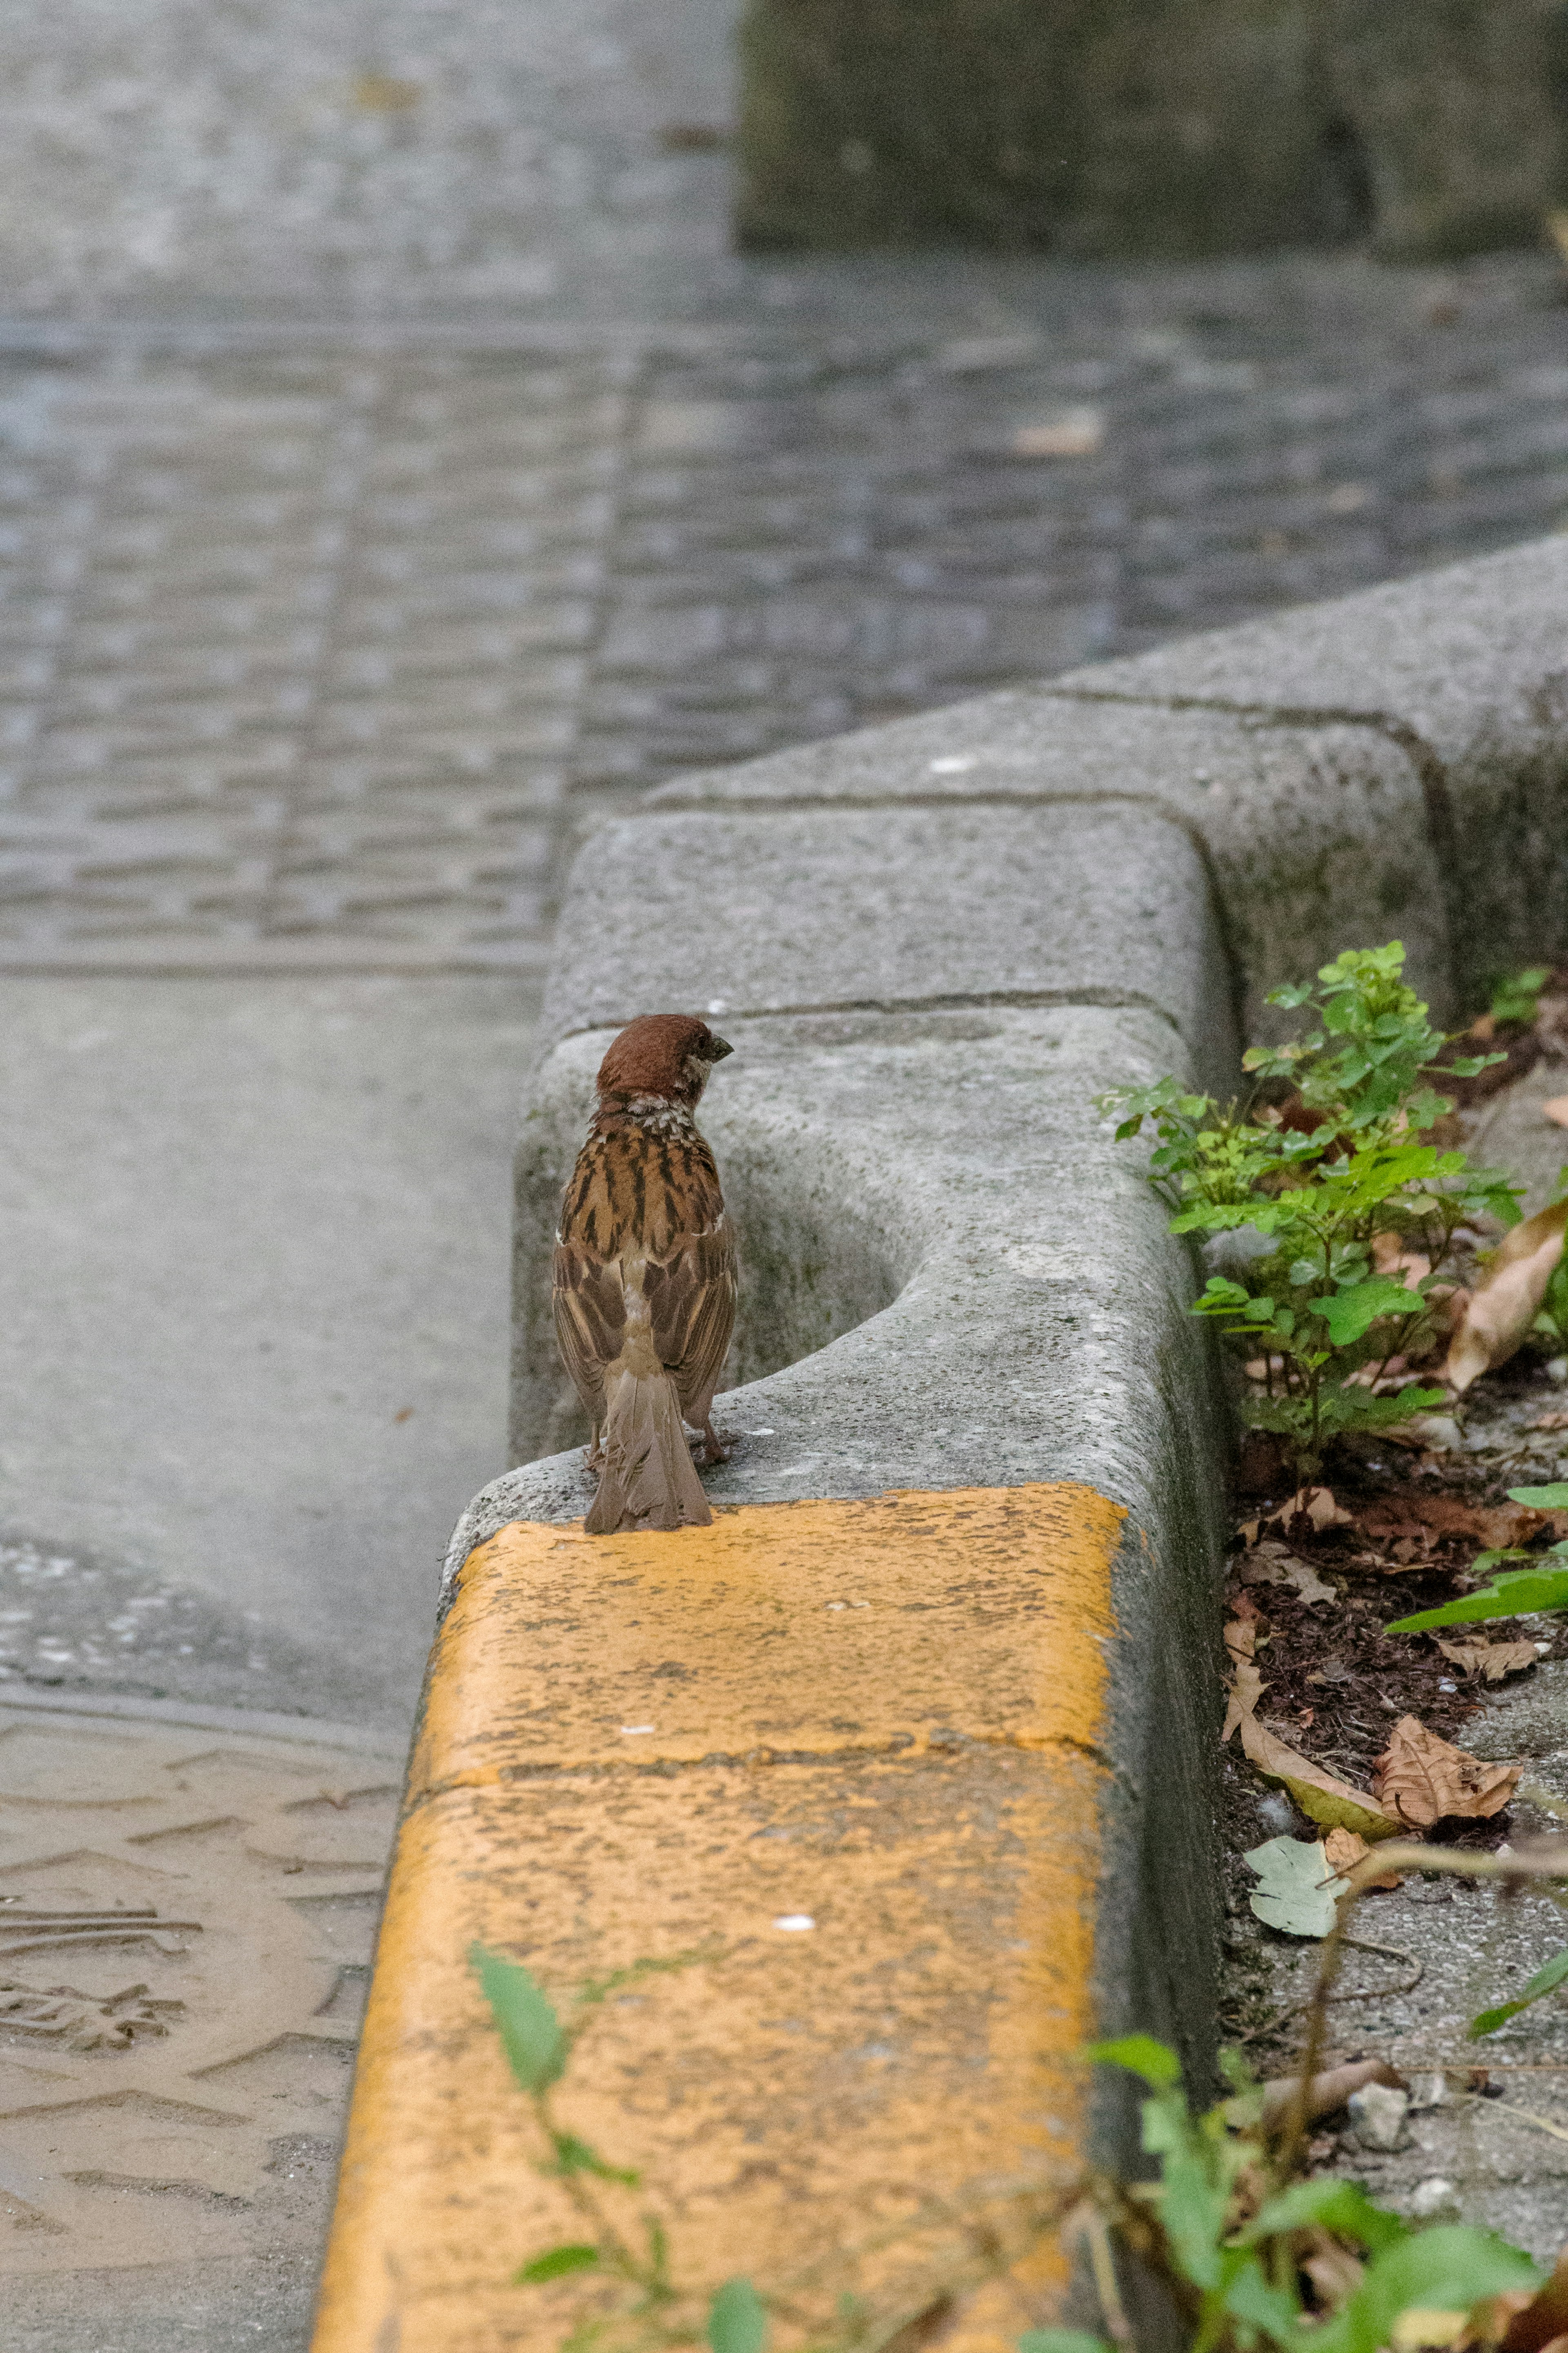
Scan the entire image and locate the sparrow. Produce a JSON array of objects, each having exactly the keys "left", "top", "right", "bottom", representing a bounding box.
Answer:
[{"left": 553, "top": 1013, "right": 737, "bottom": 1533}]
